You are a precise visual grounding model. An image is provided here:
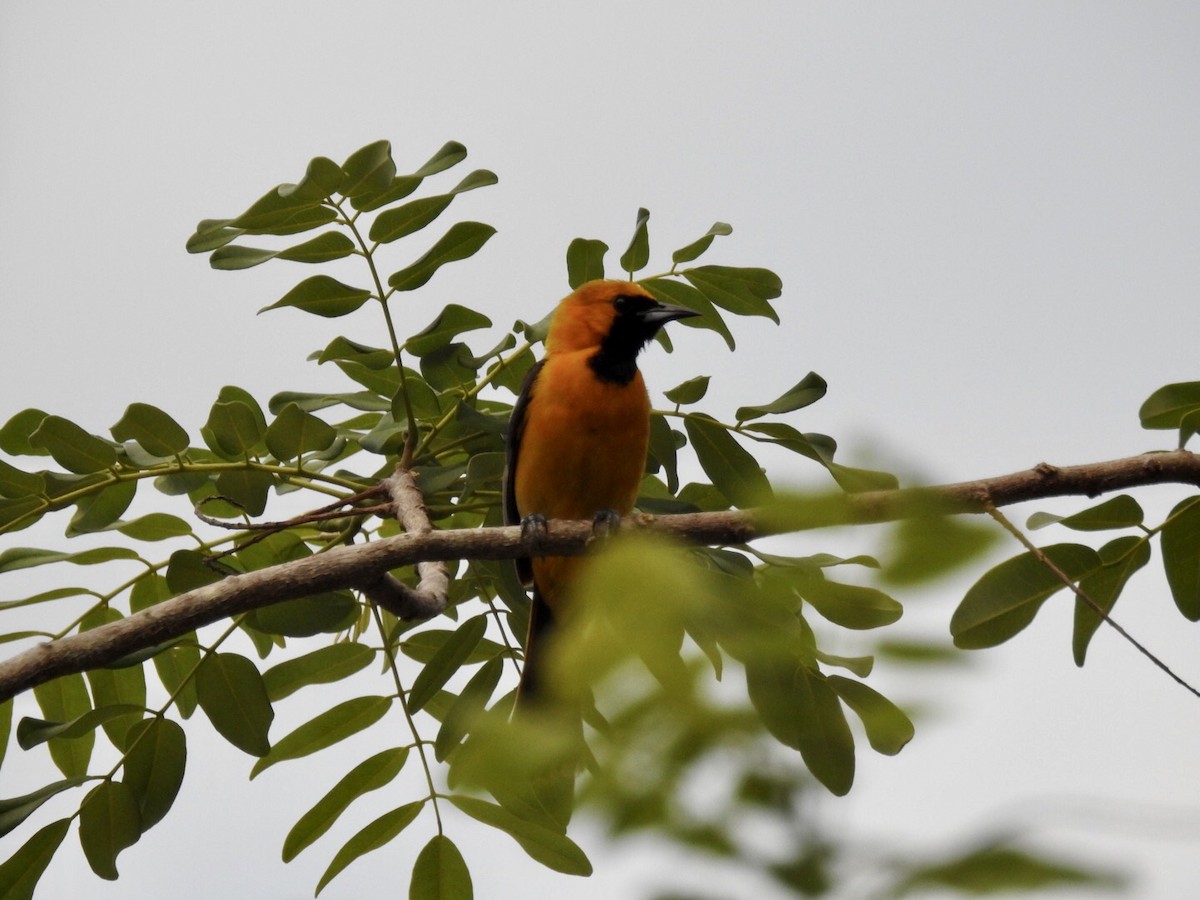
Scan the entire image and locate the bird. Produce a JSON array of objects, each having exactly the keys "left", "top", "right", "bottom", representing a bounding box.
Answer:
[{"left": 503, "top": 279, "right": 698, "bottom": 703}]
